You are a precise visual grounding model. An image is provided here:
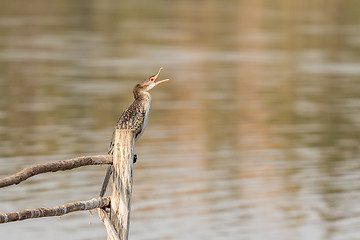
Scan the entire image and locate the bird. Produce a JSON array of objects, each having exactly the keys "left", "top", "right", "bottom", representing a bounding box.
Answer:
[{"left": 99, "top": 67, "right": 169, "bottom": 197}]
